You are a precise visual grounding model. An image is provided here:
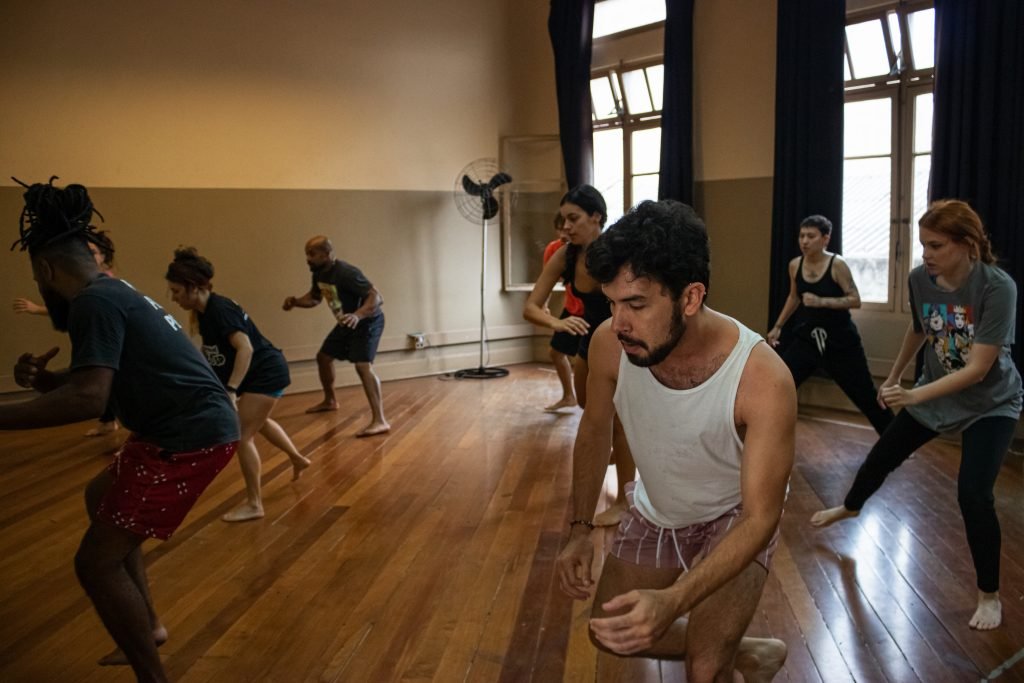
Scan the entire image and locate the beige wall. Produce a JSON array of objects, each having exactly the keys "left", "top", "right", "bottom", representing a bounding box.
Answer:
[{"left": 0, "top": 0, "right": 561, "bottom": 395}]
